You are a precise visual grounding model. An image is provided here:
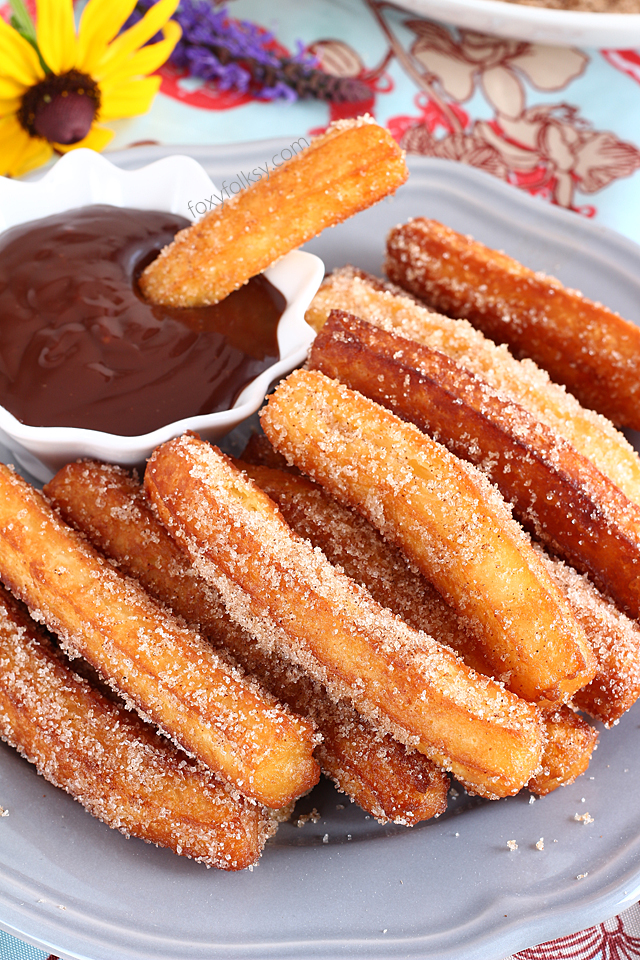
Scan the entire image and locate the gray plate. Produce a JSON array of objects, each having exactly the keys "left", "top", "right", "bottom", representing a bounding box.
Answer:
[{"left": 2, "top": 142, "right": 640, "bottom": 960}]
